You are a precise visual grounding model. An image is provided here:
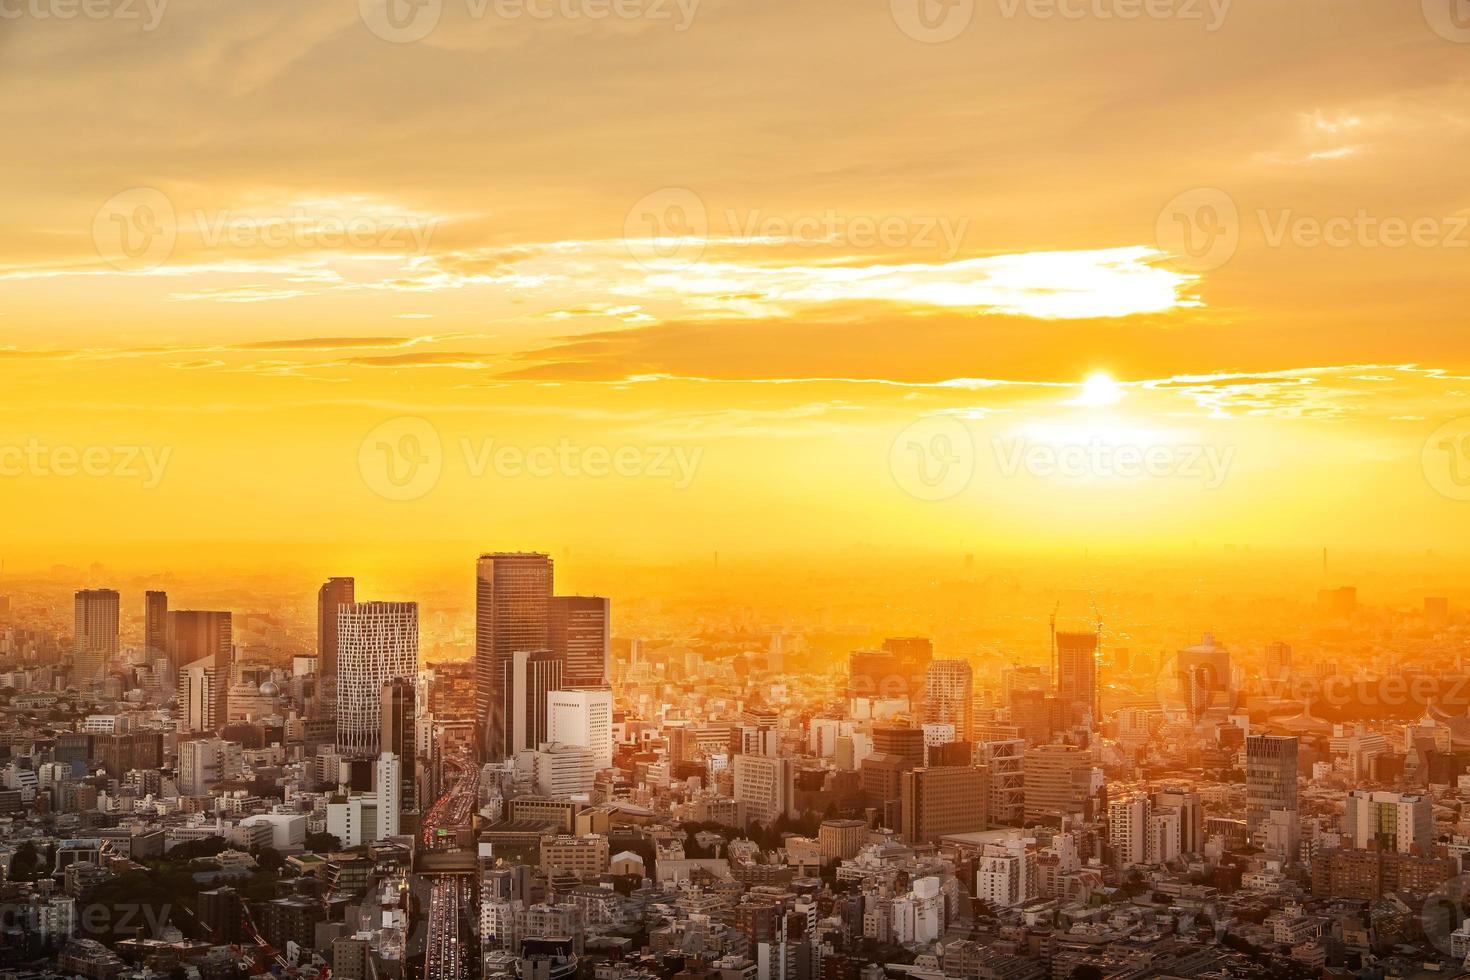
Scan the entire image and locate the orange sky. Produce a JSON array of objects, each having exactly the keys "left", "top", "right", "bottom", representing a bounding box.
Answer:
[{"left": 3, "top": 0, "right": 1470, "bottom": 570}]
